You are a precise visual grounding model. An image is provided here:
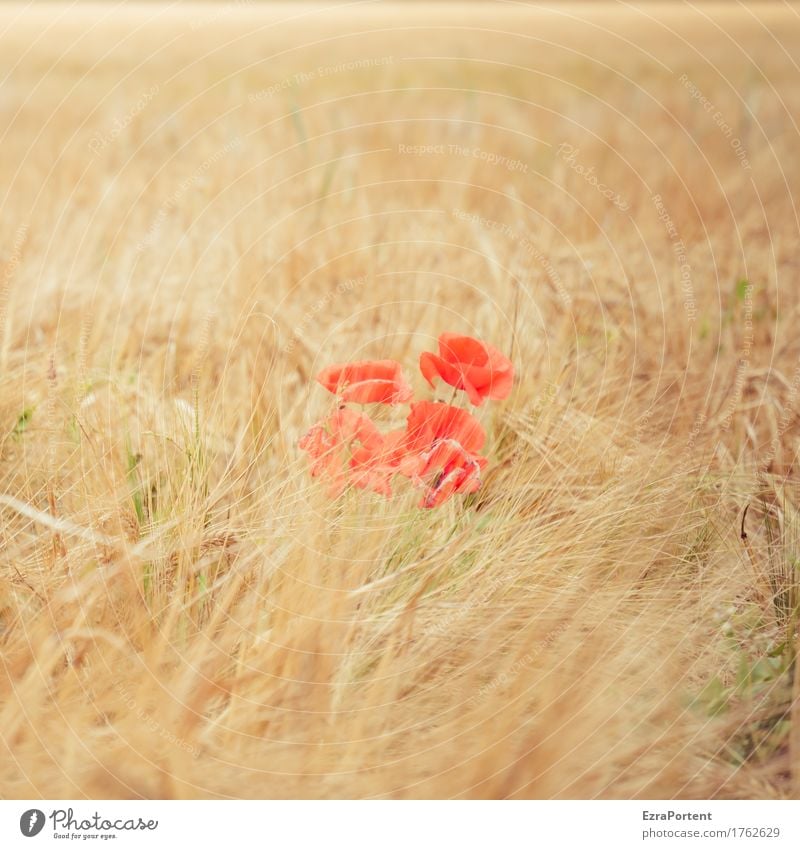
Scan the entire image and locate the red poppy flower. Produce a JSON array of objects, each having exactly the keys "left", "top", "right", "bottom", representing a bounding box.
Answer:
[
  {"left": 419, "top": 333, "right": 514, "bottom": 406},
  {"left": 403, "top": 401, "right": 486, "bottom": 455},
  {"left": 299, "top": 408, "right": 383, "bottom": 497},
  {"left": 416, "top": 438, "right": 488, "bottom": 508},
  {"left": 302, "top": 340, "right": 506, "bottom": 507},
  {"left": 329, "top": 407, "right": 383, "bottom": 448},
  {"left": 316, "top": 359, "right": 413, "bottom": 405},
  {"left": 398, "top": 402, "right": 488, "bottom": 507},
  {"left": 298, "top": 422, "right": 340, "bottom": 481},
  {"left": 346, "top": 429, "right": 410, "bottom": 497}
]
